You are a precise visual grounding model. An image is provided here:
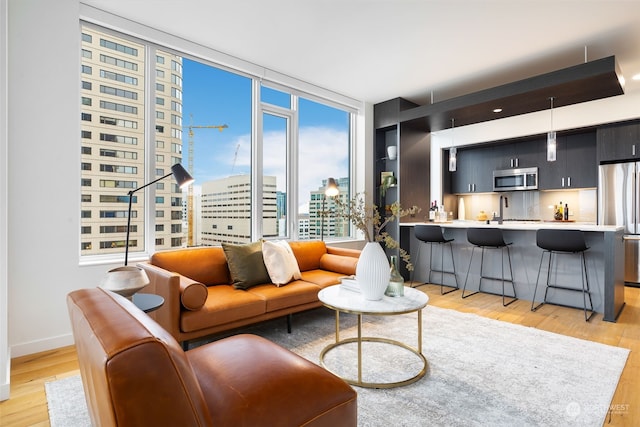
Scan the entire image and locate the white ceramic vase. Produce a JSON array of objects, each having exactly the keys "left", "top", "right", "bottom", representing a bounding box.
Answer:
[
  {"left": 356, "top": 242, "right": 391, "bottom": 300},
  {"left": 387, "top": 145, "right": 397, "bottom": 160}
]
